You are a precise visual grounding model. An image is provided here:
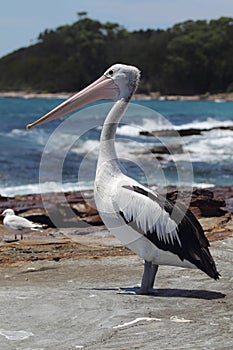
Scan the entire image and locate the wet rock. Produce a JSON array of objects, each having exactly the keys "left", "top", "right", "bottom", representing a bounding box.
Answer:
[
  {"left": 71, "top": 200, "right": 98, "bottom": 215},
  {"left": 132, "top": 144, "right": 183, "bottom": 156},
  {"left": 139, "top": 125, "right": 233, "bottom": 138},
  {"left": 200, "top": 213, "right": 232, "bottom": 241},
  {"left": 140, "top": 129, "right": 203, "bottom": 137},
  {"left": 80, "top": 214, "right": 103, "bottom": 225},
  {"left": 22, "top": 213, "right": 56, "bottom": 228},
  {"left": 0, "top": 191, "right": 102, "bottom": 229},
  {"left": 165, "top": 187, "right": 232, "bottom": 240},
  {"left": 149, "top": 144, "right": 183, "bottom": 154},
  {"left": 190, "top": 196, "right": 226, "bottom": 217},
  {"left": 166, "top": 188, "right": 227, "bottom": 218},
  {"left": 0, "top": 187, "right": 232, "bottom": 239}
]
